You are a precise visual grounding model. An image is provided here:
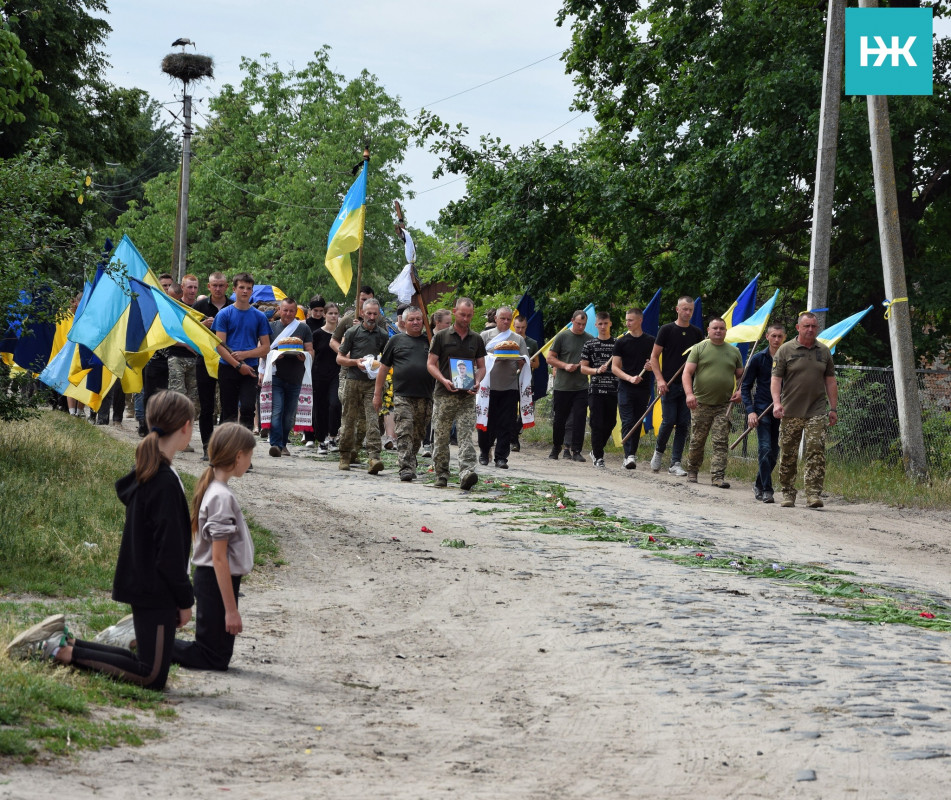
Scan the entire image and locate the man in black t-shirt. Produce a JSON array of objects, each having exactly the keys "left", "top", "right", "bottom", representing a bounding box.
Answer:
[
  {"left": 580, "top": 312, "right": 617, "bottom": 468},
  {"left": 612, "top": 307, "right": 655, "bottom": 469},
  {"left": 374, "top": 306, "right": 434, "bottom": 481},
  {"left": 649, "top": 296, "right": 703, "bottom": 475},
  {"left": 192, "top": 271, "right": 233, "bottom": 459}
]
